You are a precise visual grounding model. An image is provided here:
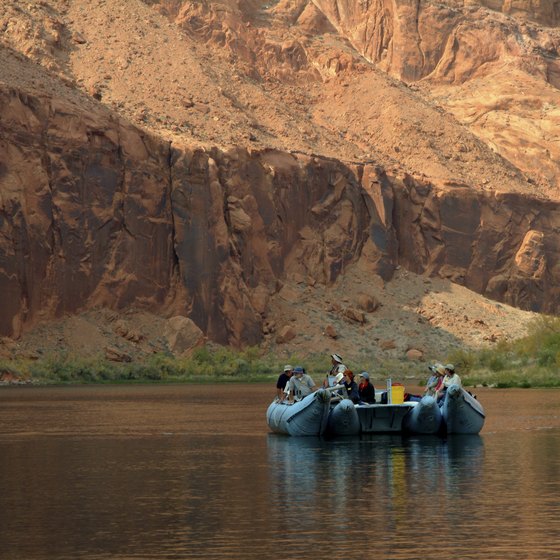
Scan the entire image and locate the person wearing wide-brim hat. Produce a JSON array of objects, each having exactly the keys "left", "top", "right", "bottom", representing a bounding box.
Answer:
[
  {"left": 424, "top": 363, "right": 445, "bottom": 396},
  {"left": 434, "top": 363, "right": 461, "bottom": 401},
  {"left": 276, "top": 364, "right": 293, "bottom": 401},
  {"left": 442, "top": 363, "right": 462, "bottom": 391},
  {"left": 402, "top": 364, "right": 442, "bottom": 402},
  {"left": 323, "top": 353, "right": 348, "bottom": 388}
]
